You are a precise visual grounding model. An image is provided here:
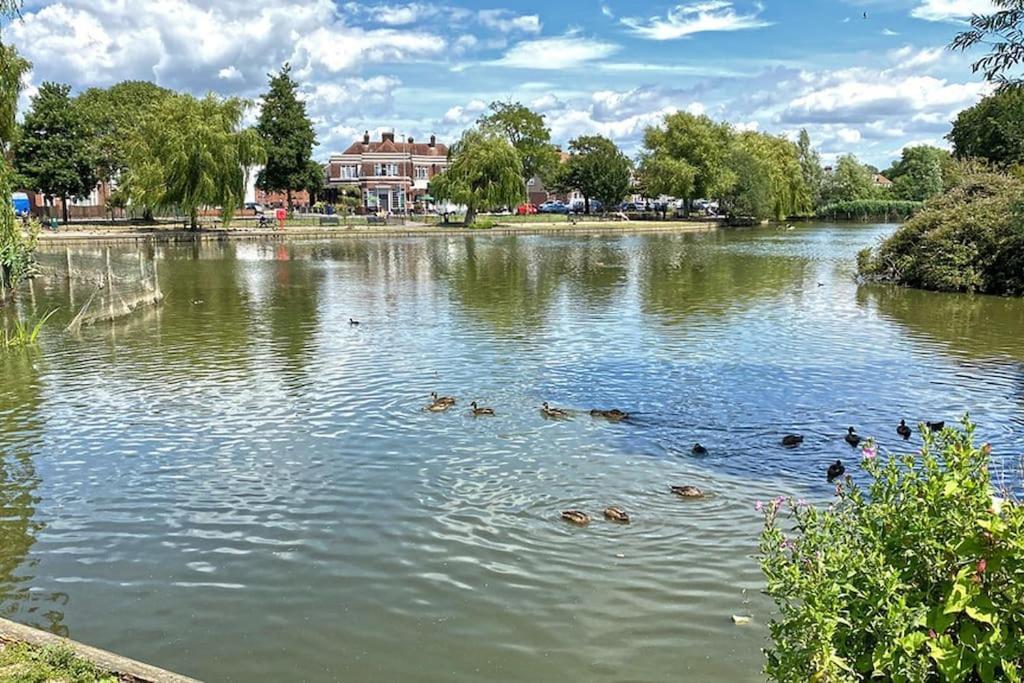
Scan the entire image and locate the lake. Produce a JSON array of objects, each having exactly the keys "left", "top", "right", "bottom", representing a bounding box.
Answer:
[{"left": 2, "top": 223, "right": 1023, "bottom": 682}]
